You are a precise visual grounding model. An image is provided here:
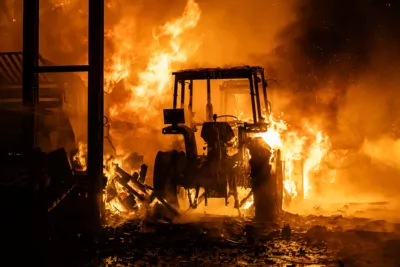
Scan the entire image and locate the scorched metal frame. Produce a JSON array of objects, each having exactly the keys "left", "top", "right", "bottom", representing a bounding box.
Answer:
[{"left": 22, "top": 0, "right": 105, "bottom": 230}]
